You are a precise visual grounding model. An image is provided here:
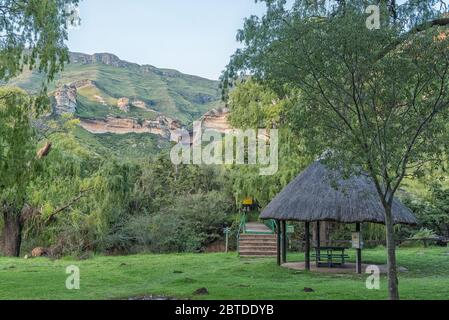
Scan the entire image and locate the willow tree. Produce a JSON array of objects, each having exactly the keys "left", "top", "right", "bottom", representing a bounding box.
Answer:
[
  {"left": 224, "top": 0, "right": 449, "bottom": 299},
  {"left": 224, "top": 79, "right": 312, "bottom": 207},
  {"left": 0, "top": 0, "right": 79, "bottom": 83},
  {"left": 0, "top": 0, "right": 79, "bottom": 256},
  {"left": 0, "top": 88, "right": 37, "bottom": 256}
]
